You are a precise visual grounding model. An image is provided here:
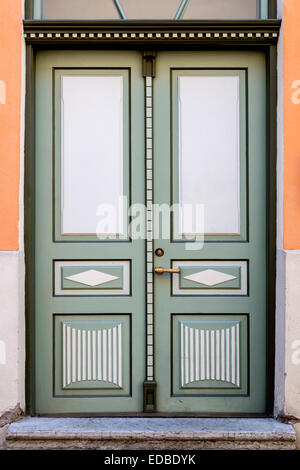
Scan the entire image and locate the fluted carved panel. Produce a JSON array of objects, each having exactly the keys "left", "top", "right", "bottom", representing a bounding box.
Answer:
[
  {"left": 172, "top": 315, "right": 248, "bottom": 396},
  {"left": 180, "top": 322, "right": 240, "bottom": 387},
  {"left": 54, "top": 315, "right": 131, "bottom": 397},
  {"left": 63, "top": 323, "right": 123, "bottom": 388}
]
